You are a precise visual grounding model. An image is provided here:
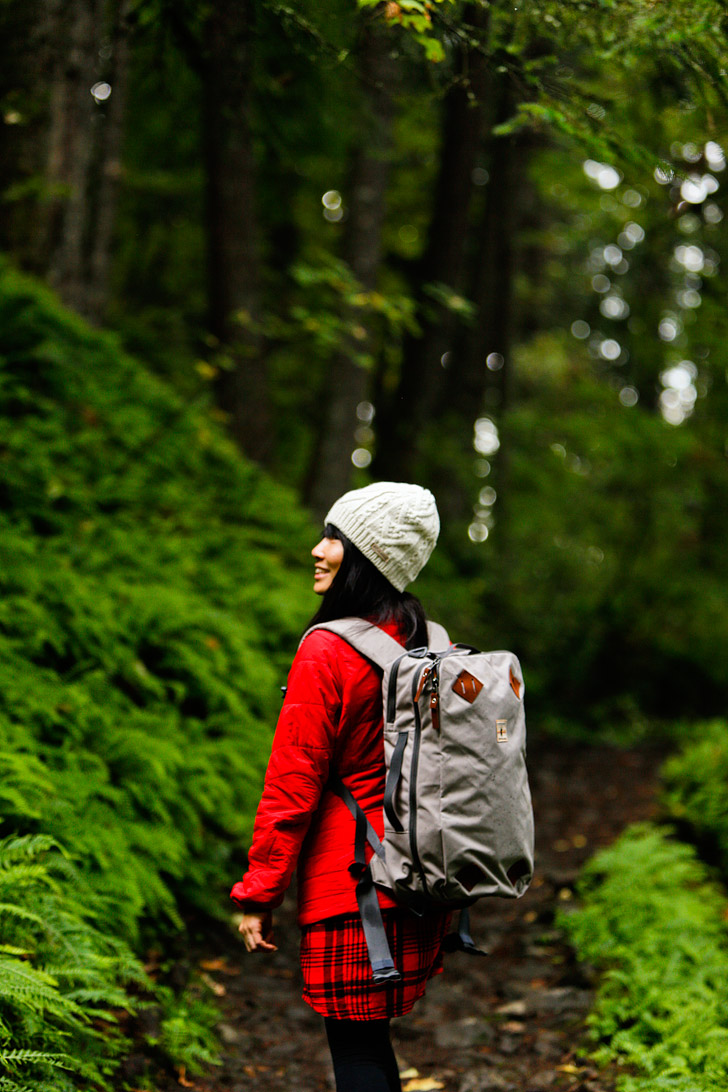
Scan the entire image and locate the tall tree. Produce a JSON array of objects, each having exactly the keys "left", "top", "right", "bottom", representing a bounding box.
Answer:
[
  {"left": 373, "top": 2, "right": 489, "bottom": 483},
  {"left": 201, "top": 0, "right": 271, "bottom": 463},
  {"left": 305, "top": 9, "right": 397, "bottom": 515},
  {"left": 42, "top": 0, "right": 132, "bottom": 321}
]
